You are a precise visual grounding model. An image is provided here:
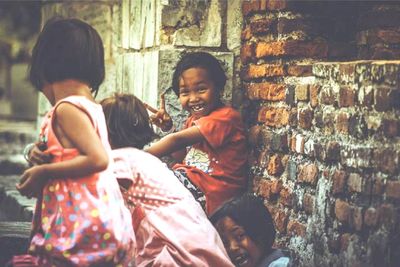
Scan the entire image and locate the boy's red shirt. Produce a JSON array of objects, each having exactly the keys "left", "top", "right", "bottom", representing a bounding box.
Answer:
[{"left": 173, "top": 106, "right": 248, "bottom": 215}]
